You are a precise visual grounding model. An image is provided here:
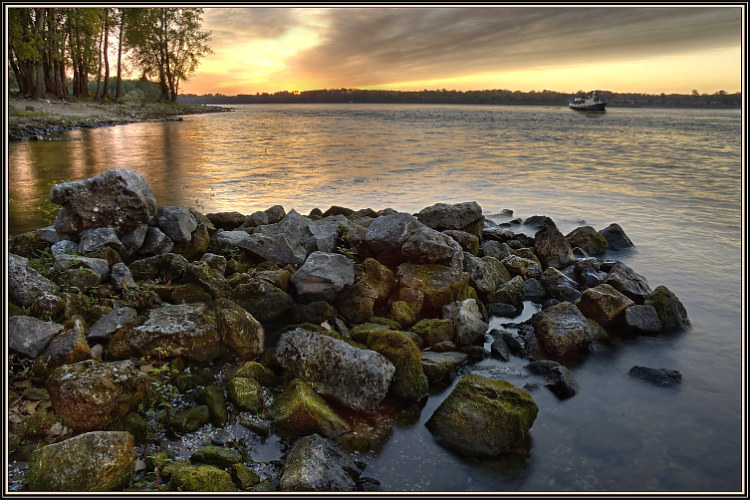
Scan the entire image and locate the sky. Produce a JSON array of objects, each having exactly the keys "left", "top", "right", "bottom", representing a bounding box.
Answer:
[{"left": 181, "top": 5, "right": 743, "bottom": 96}]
